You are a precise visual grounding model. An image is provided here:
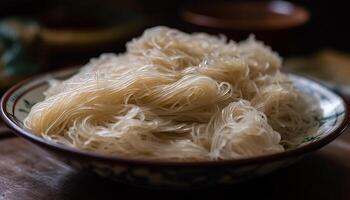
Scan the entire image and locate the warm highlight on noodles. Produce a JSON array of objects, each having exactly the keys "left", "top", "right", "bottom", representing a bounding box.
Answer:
[{"left": 24, "top": 27, "right": 320, "bottom": 161}]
